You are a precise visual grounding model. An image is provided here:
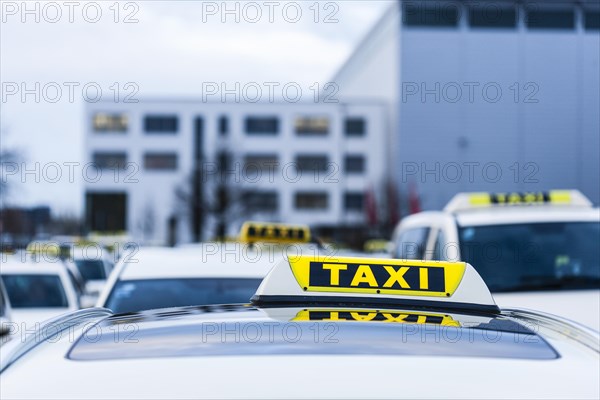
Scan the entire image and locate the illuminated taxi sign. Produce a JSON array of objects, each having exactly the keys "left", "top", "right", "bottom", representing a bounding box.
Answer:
[
  {"left": 252, "top": 255, "right": 499, "bottom": 313},
  {"left": 240, "top": 221, "right": 311, "bottom": 244},
  {"left": 293, "top": 309, "right": 460, "bottom": 327},
  {"left": 289, "top": 256, "right": 465, "bottom": 297},
  {"left": 445, "top": 190, "right": 592, "bottom": 212}
]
